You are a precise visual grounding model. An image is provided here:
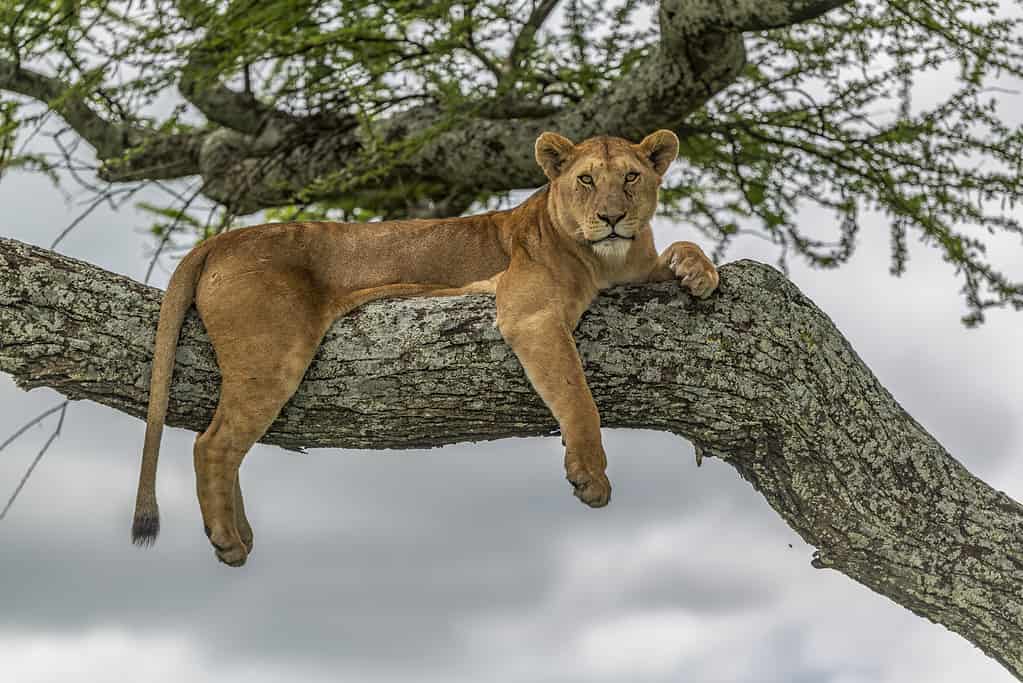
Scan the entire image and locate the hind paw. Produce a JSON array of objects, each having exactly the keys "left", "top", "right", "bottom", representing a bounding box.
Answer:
[{"left": 205, "top": 524, "right": 249, "bottom": 567}]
